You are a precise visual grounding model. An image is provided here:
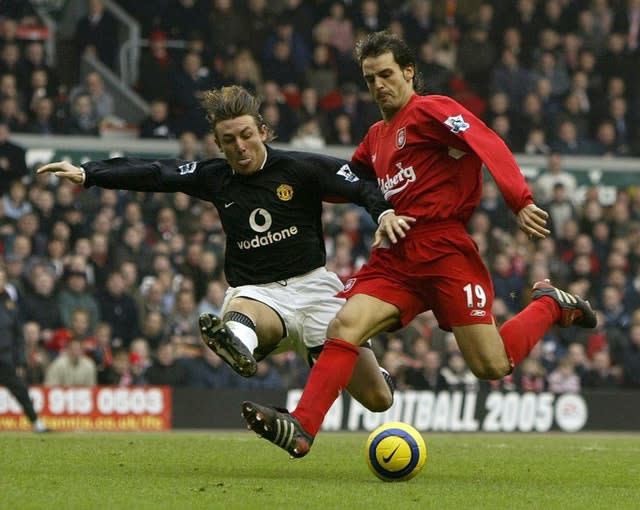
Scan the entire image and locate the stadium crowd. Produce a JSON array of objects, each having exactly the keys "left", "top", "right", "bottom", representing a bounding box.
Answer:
[{"left": 0, "top": 0, "right": 640, "bottom": 394}]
